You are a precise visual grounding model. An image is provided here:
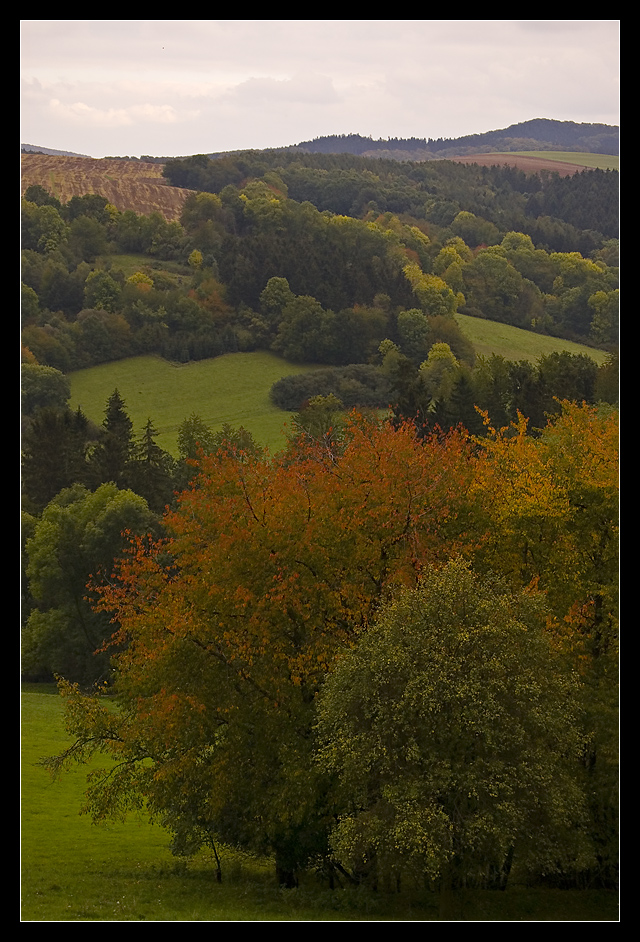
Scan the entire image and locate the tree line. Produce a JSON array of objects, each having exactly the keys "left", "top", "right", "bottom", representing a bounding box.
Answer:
[{"left": 284, "top": 120, "right": 618, "bottom": 157}]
